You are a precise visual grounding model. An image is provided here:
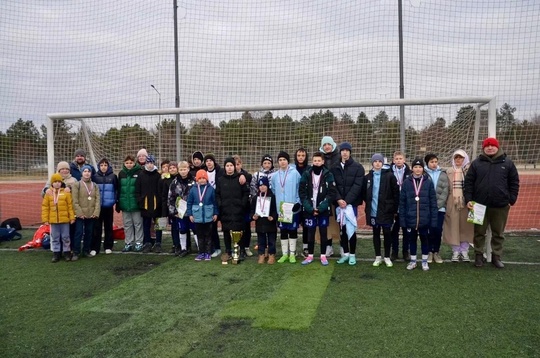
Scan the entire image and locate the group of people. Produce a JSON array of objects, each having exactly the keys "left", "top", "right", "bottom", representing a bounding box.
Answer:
[{"left": 41, "top": 135, "right": 519, "bottom": 269}]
